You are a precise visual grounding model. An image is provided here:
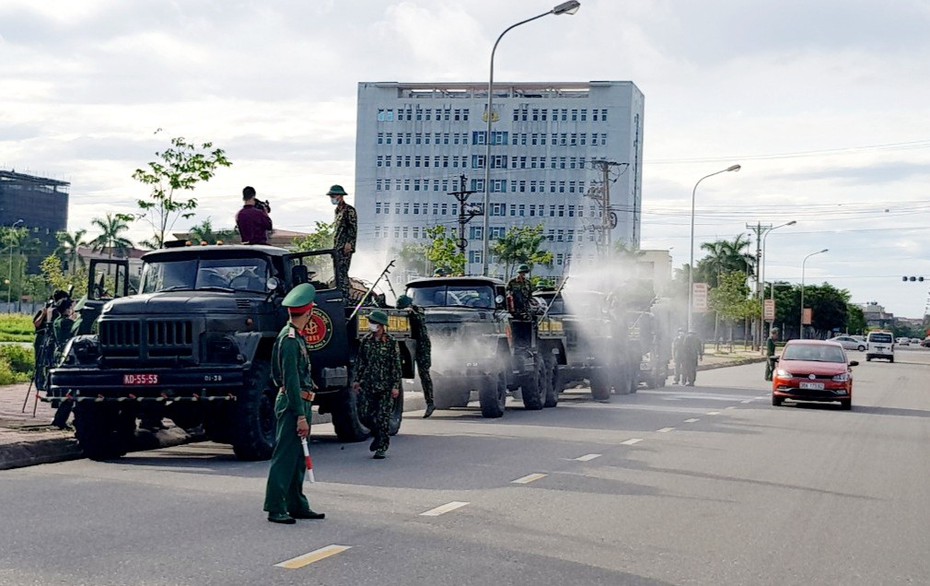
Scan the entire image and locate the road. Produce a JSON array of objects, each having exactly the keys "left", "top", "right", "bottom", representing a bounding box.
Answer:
[{"left": 2, "top": 348, "right": 929, "bottom": 586}]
